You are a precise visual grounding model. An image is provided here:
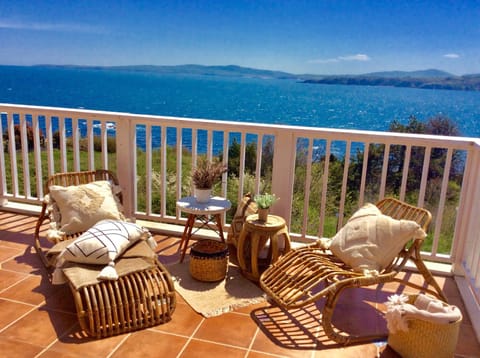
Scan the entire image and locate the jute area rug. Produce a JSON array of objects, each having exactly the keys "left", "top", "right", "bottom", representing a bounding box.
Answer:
[{"left": 167, "top": 260, "right": 266, "bottom": 318}]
